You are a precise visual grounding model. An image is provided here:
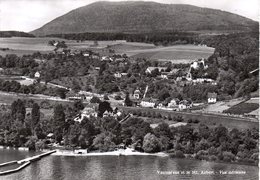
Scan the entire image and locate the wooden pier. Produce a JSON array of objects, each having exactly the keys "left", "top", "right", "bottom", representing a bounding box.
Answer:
[{"left": 0, "top": 150, "right": 56, "bottom": 176}]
